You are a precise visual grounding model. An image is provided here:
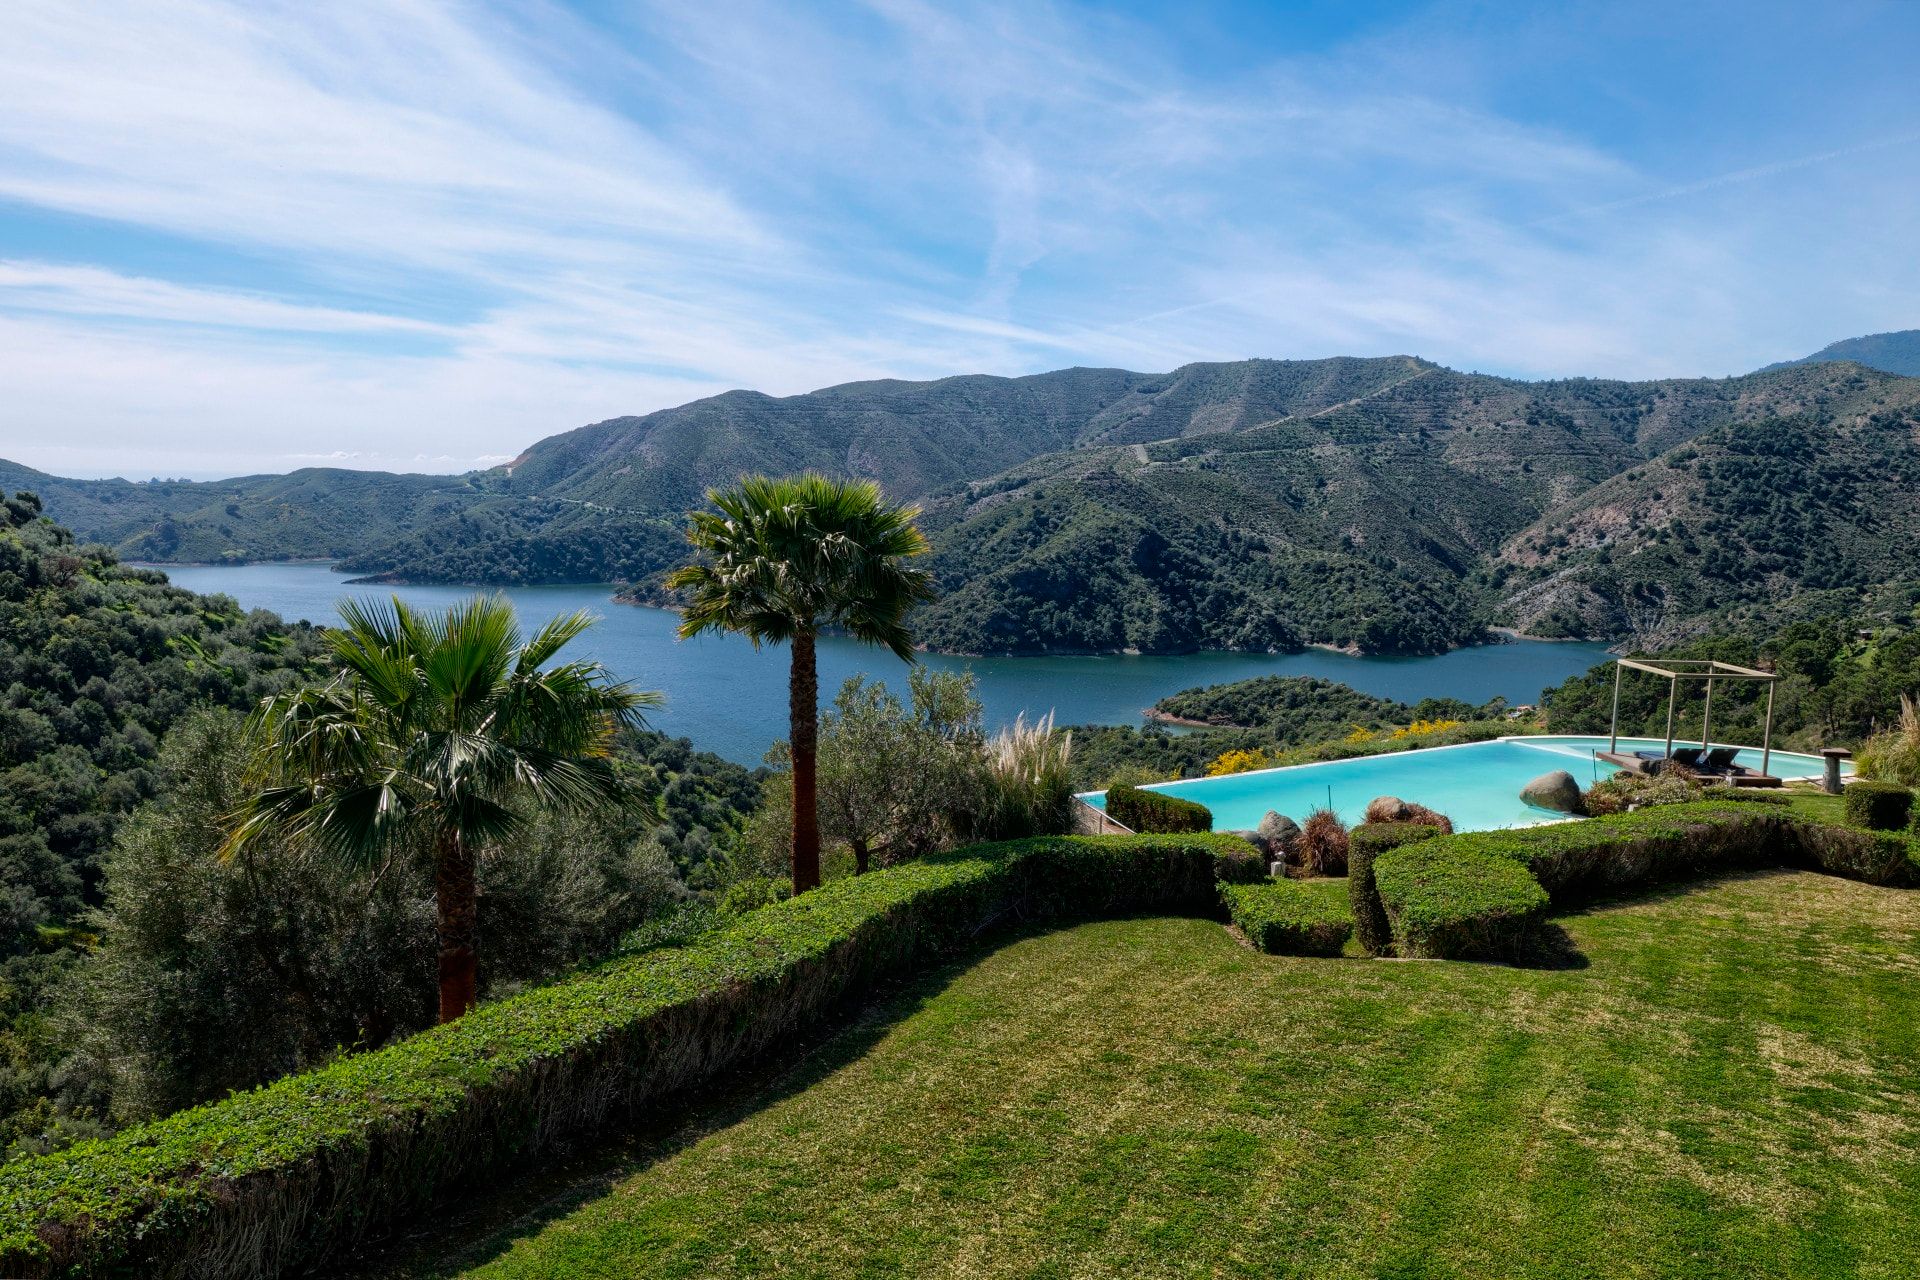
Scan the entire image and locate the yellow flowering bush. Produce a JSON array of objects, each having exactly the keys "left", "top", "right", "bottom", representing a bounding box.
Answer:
[
  {"left": 1390, "top": 718, "right": 1464, "bottom": 739},
  {"left": 1205, "top": 748, "right": 1272, "bottom": 776}
]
